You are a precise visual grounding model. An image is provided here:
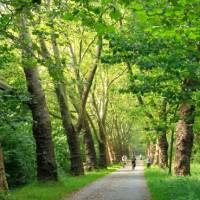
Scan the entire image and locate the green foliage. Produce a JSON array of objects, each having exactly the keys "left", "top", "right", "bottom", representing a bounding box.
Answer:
[
  {"left": 0, "top": 87, "right": 36, "bottom": 187},
  {"left": 52, "top": 120, "right": 70, "bottom": 173},
  {"left": 1, "top": 122, "right": 36, "bottom": 187}
]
